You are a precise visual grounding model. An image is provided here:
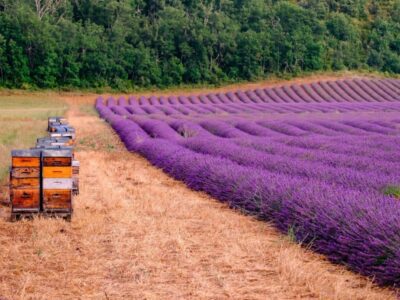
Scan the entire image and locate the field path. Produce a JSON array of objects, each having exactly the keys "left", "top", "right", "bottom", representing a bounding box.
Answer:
[{"left": 0, "top": 83, "right": 398, "bottom": 299}]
